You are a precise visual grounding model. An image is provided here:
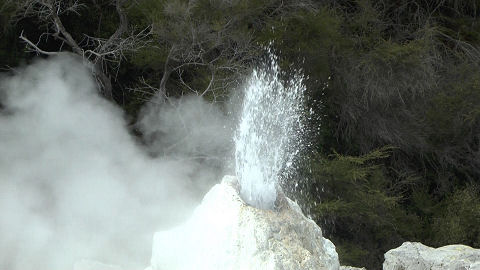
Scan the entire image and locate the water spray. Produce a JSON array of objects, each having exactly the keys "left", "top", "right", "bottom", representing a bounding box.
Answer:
[{"left": 234, "top": 52, "right": 306, "bottom": 209}]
